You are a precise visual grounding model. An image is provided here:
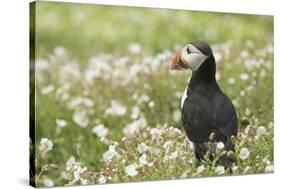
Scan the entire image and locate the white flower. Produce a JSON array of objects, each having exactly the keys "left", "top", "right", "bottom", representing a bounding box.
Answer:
[
  {"left": 148, "top": 101, "right": 155, "bottom": 108},
  {"left": 125, "top": 163, "right": 139, "bottom": 177},
  {"left": 262, "top": 157, "right": 270, "bottom": 164},
  {"left": 216, "top": 142, "right": 225, "bottom": 150},
  {"left": 73, "top": 166, "right": 87, "bottom": 181},
  {"left": 180, "top": 172, "right": 188, "bottom": 179},
  {"left": 66, "top": 156, "right": 76, "bottom": 171},
  {"left": 256, "top": 126, "right": 267, "bottom": 138},
  {"left": 88, "top": 55, "right": 111, "bottom": 79},
  {"left": 83, "top": 98, "right": 94, "bottom": 107},
  {"left": 163, "top": 140, "right": 174, "bottom": 149},
  {"left": 167, "top": 127, "right": 182, "bottom": 138},
  {"left": 84, "top": 69, "right": 97, "bottom": 85},
  {"left": 137, "top": 94, "right": 150, "bottom": 104},
  {"left": 73, "top": 169, "right": 80, "bottom": 181},
  {"left": 150, "top": 128, "right": 162, "bottom": 140},
  {"left": 137, "top": 142, "right": 150, "bottom": 154},
  {"left": 43, "top": 178, "right": 54, "bottom": 187},
  {"left": 265, "top": 164, "right": 274, "bottom": 173},
  {"left": 240, "top": 50, "right": 249, "bottom": 58},
  {"left": 151, "top": 147, "right": 161, "bottom": 155},
  {"left": 60, "top": 63, "right": 81, "bottom": 82},
  {"left": 148, "top": 162, "right": 154, "bottom": 167},
  {"left": 35, "top": 58, "right": 49, "bottom": 72},
  {"left": 92, "top": 124, "right": 109, "bottom": 138},
  {"left": 245, "top": 85, "right": 254, "bottom": 92},
  {"left": 227, "top": 78, "right": 236, "bottom": 85},
  {"left": 98, "top": 175, "right": 107, "bottom": 184},
  {"left": 72, "top": 111, "right": 89, "bottom": 128},
  {"left": 128, "top": 43, "right": 141, "bottom": 54},
  {"left": 240, "top": 73, "right": 249, "bottom": 80},
  {"left": 80, "top": 178, "right": 88, "bottom": 185},
  {"left": 102, "top": 145, "right": 118, "bottom": 163},
  {"left": 56, "top": 119, "right": 67, "bottom": 127},
  {"left": 239, "top": 147, "right": 250, "bottom": 160},
  {"left": 114, "top": 56, "right": 129, "bottom": 66},
  {"left": 130, "top": 105, "right": 140, "bottom": 119},
  {"left": 139, "top": 153, "right": 148, "bottom": 166},
  {"left": 172, "top": 110, "right": 181, "bottom": 122},
  {"left": 245, "top": 108, "right": 251, "bottom": 116},
  {"left": 123, "top": 116, "right": 147, "bottom": 136},
  {"left": 215, "top": 166, "right": 225, "bottom": 175},
  {"left": 240, "top": 90, "right": 245, "bottom": 96},
  {"left": 232, "top": 166, "right": 239, "bottom": 173},
  {"left": 188, "top": 159, "right": 193, "bottom": 164},
  {"left": 244, "top": 59, "right": 258, "bottom": 69},
  {"left": 175, "top": 91, "right": 182, "bottom": 98},
  {"left": 41, "top": 85, "right": 55, "bottom": 95},
  {"left": 243, "top": 166, "right": 251, "bottom": 174},
  {"left": 197, "top": 165, "right": 205, "bottom": 174},
  {"left": 105, "top": 100, "right": 127, "bottom": 116},
  {"left": 268, "top": 121, "right": 274, "bottom": 128},
  {"left": 246, "top": 40, "right": 254, "bottom": 48},
  {"left": 39, "top": 138, "right": 53, "bottom": 153},
  {"left": 129, "top": 64, "right": 141, "bottom": 78},
  {"left": 170, "top": 151, "right": 178, "bottom": 159},
  {"left": 54, "top": 46, "right": 67, "bottom": 57},
  {"left": 65, "top": 156, "right": 88, "bottom": 183},
  {"left": 132, "top": 93, "right": 138, "bottom": 100},
  {"left": 68, "top": 96, "right": 94, "bottom": 109},
  {"left": 60, "top": 171, "right": 69, "bottom": 180},
  {"left": 68, "top": 96, "right": 83, "bottom": 109}
]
